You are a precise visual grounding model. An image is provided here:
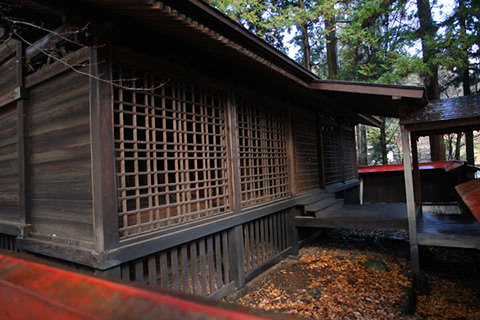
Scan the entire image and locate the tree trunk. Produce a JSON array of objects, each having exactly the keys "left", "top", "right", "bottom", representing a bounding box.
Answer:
[
  {"left": 458, "top": 0, "right": 471, "bottom": 96},
  {"left": 325, "top": 16, "right": 337, "bottom": 79},
  {"left": 417, "top": 0, "right": 445, "bottom": 160},
  {"left": 299, "top": 0, "right": 312, "bottom": 71},
  {"left": 380, "top": 118, "right": 387, "bottom": 164}
]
